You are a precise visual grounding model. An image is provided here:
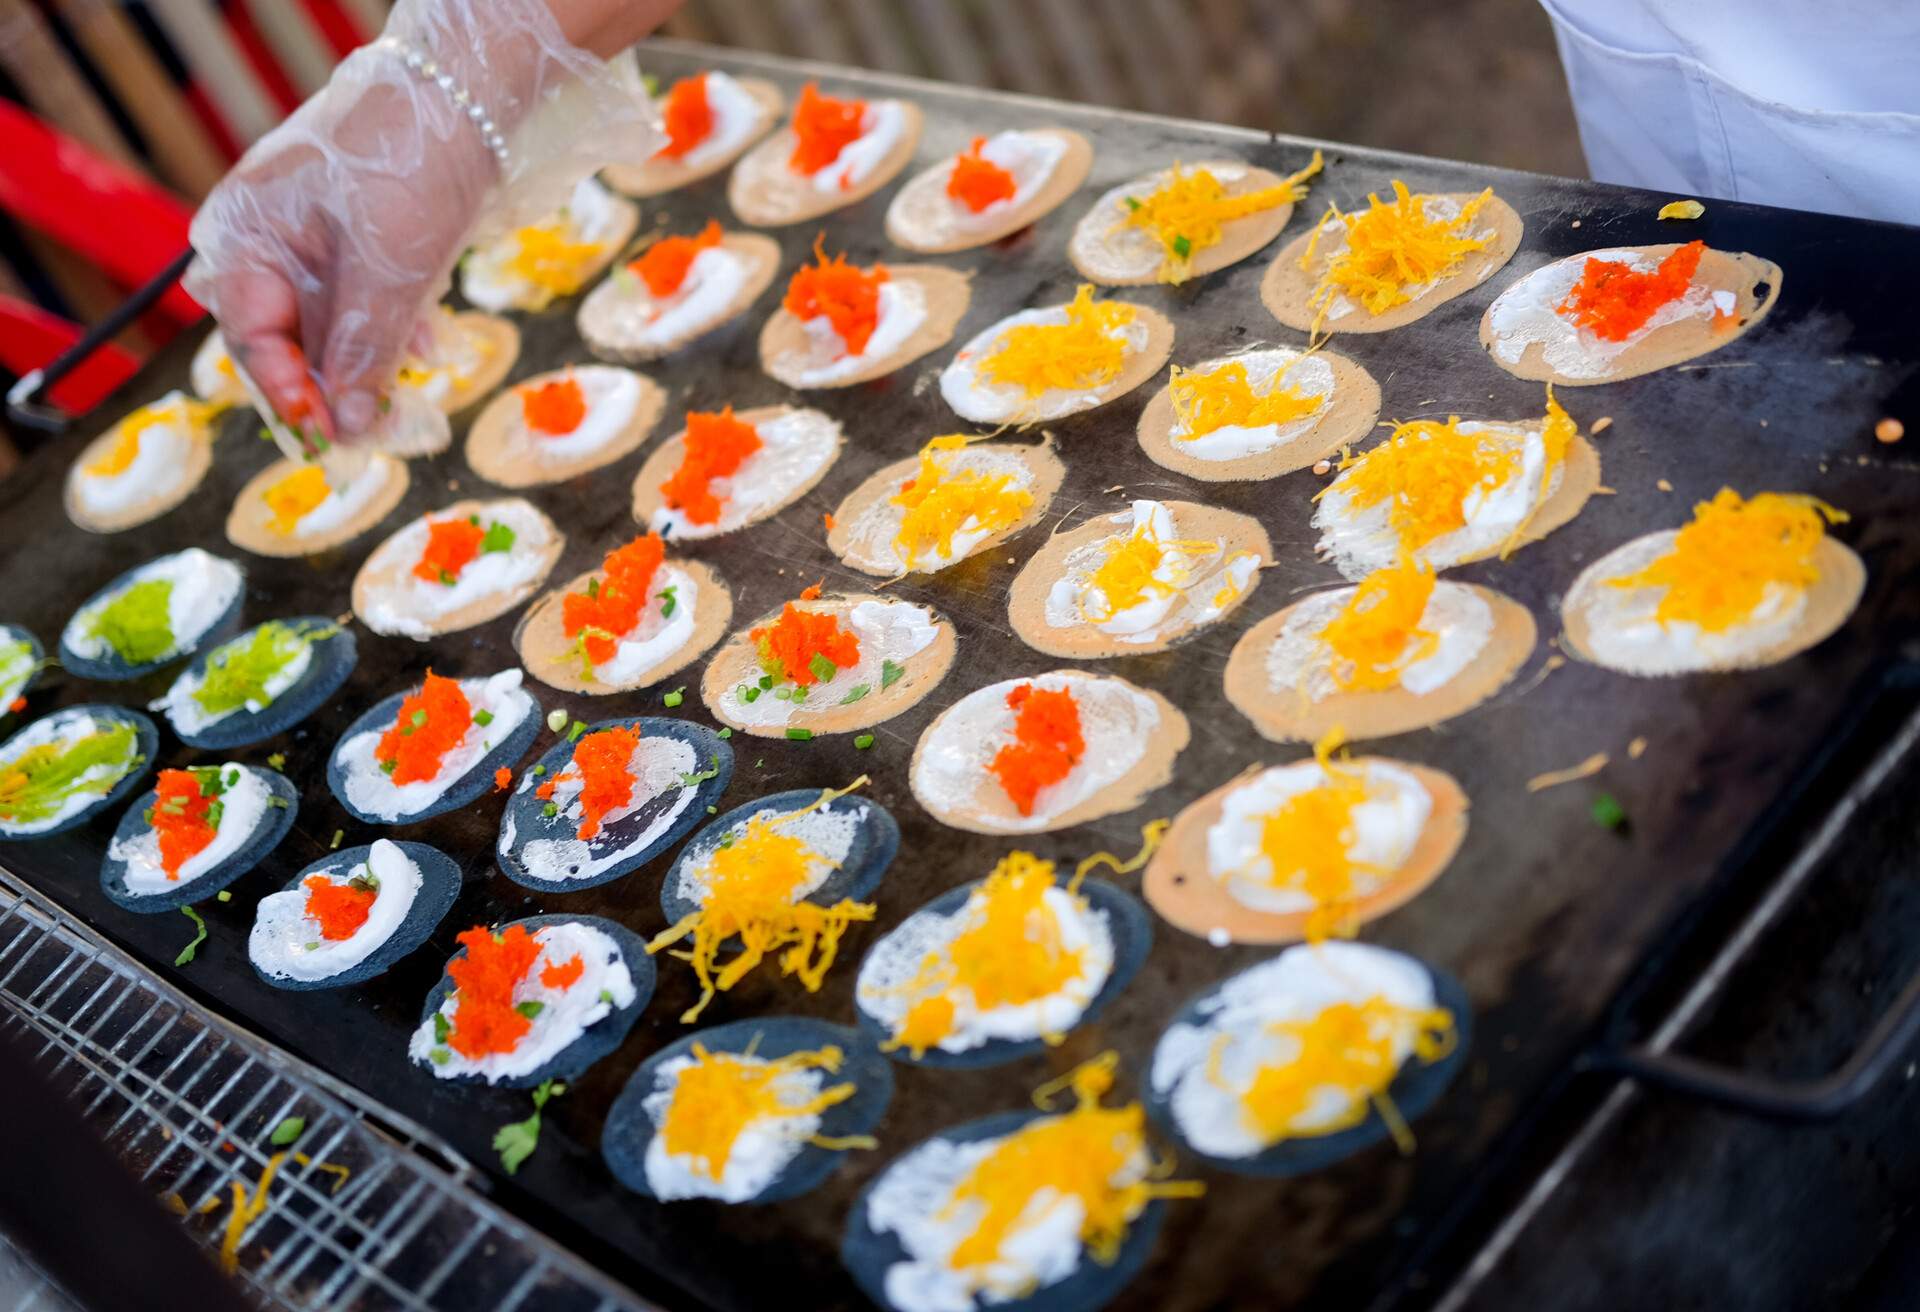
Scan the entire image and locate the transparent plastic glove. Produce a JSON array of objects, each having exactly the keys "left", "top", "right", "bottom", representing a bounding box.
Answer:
[{"left": 183, "top": 0, "right": 659, "bottom": 445}]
